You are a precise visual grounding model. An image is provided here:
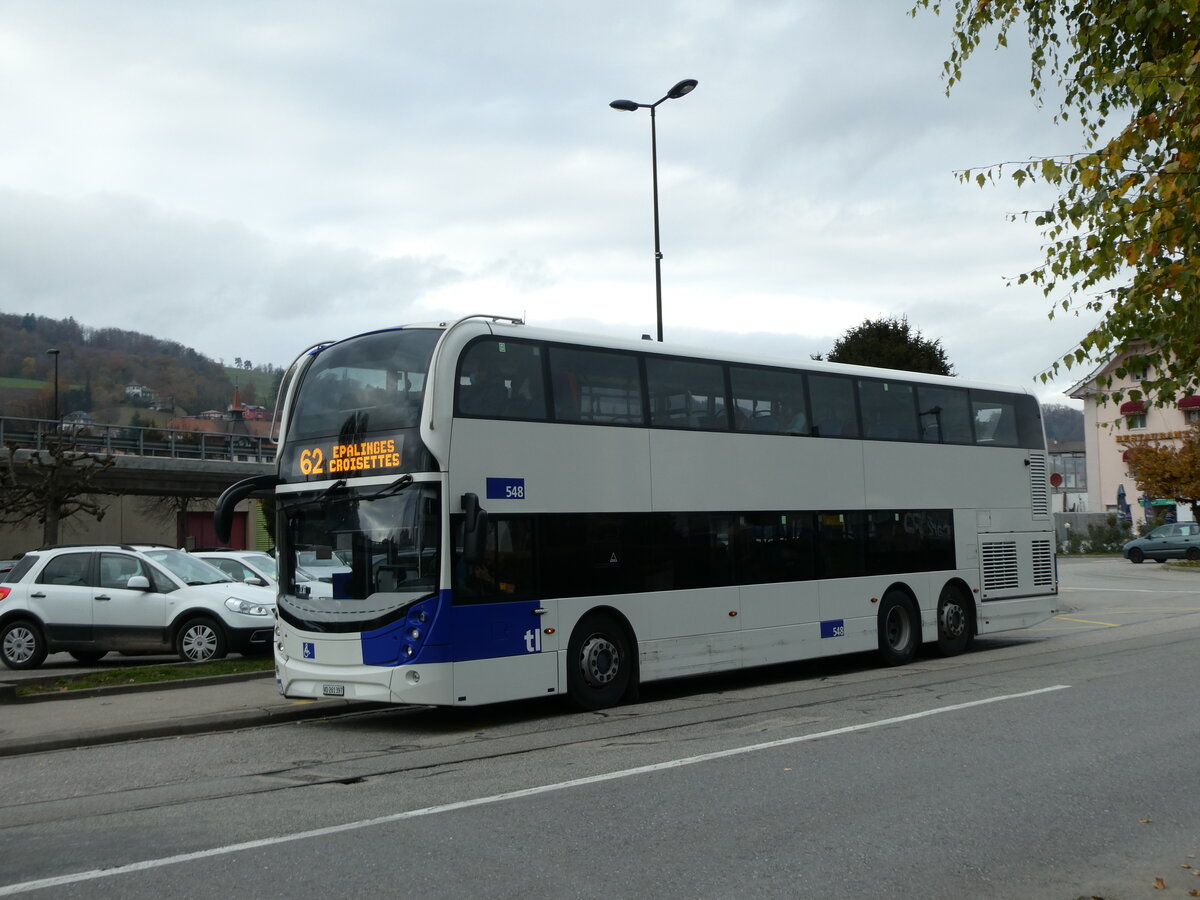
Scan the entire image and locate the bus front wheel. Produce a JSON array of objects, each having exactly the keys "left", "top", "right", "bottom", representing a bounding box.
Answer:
[
  {"left": 567, "top": 613, "right": 634, "bottom": 711},
  {"left": 877, "top": 591, "right": 919, "bottom": 666}
]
